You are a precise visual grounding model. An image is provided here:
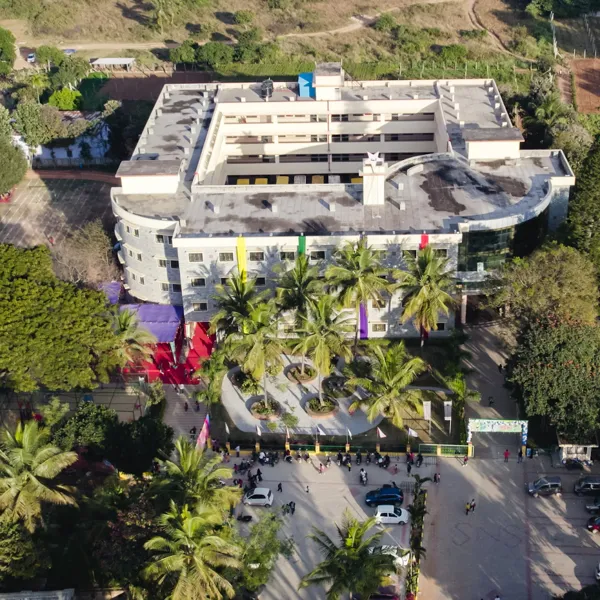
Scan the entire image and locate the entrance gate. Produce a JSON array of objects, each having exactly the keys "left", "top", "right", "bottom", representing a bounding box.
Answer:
[{"left": 467, "top": 419, "right": 528, "bottom": 455}]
